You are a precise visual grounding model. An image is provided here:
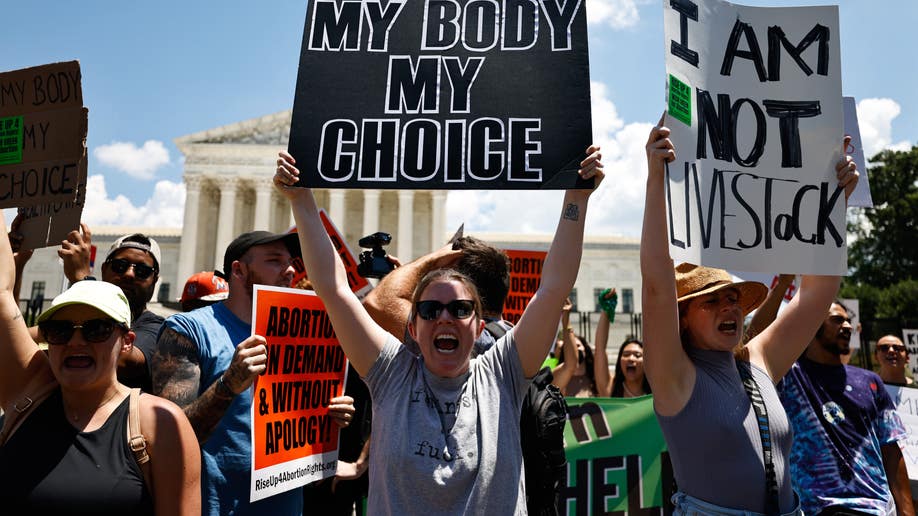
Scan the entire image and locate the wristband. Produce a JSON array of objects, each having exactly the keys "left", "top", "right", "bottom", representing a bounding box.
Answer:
[{"left": 216, "top": 375, "right": 237, "bottom": 398}]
